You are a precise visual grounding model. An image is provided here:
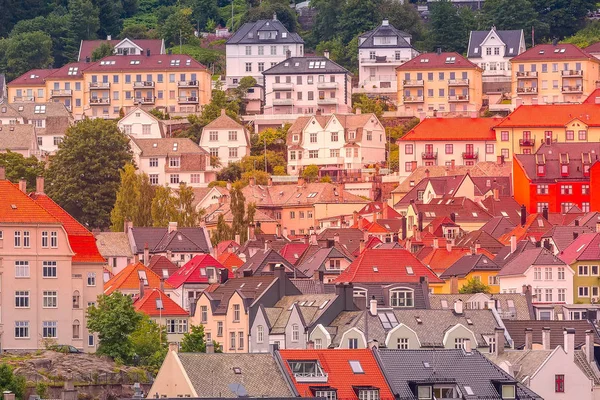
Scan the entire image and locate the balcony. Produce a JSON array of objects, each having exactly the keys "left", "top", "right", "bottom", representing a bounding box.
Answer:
[
  {"left": 317, "top": 82, "right": 339, "bottom": 90},
  {"left": 403, "top": 95, "right": 424, "bottom": 103},
  {"left": 272, "top": 82, "right": 294, "bottom": 91},
  {"left": 422, "top": 151, "right": 438, "bottom": 160},
  {"left": 516, "top": 71, "right": 538, "bottom": 79},
  {"left": 516, "top": 87, "right": 538, "bottom": 94},
  {"left": 89, "top": 98, "right": 110, "bottom": 105},
  {"left": 273, "top": 98, "right": 293, "bottom": 106},
  {"left": 133, "top": 81, "right": 155, "bottom": 88},
  {"left": 519, "top": 138, "right": 535, "bottom": 146},
  {"left": 562, "top": 85, "right": 583, "bottom": 93},
  {"left": 561, "top": 70, "right": 583, "bottom": 77},
  {"left": 89, "top": 82, "right": 110, "bottom": 89},
  {"left": 448, "top": 94, "right": 469, "bottom": 102},
  {"left": 361, "top": 56, "right": 408, "bottom": 65},
  {"left": 51, "top": 89, "right": 72, "bottom": 97},
  {"left": 448, "top": 79, "right": 469, "bottom": 86},
  {"left": 317, "top": 97, "right": 338, "bottom": 105},
  {"left": 293, "top": 372, "right": 329, "bottom": 383},
  {"left": 178, "top": 96, "right": 199, "bottom": 104},
  {"left": 403, "top": 79, "right": 424, "bottom": 87},
  {"left": 135, "top": 97, "right": 156, "bottom": 105},
  {"left": 462, "top": 151, "right": 479, "bottom": 160},
  {"left": 178, "top": 80, "right": 199, "bottom": 87},
  {"left": 13, "top": 96, "right": 35, "bottom": 102}
]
